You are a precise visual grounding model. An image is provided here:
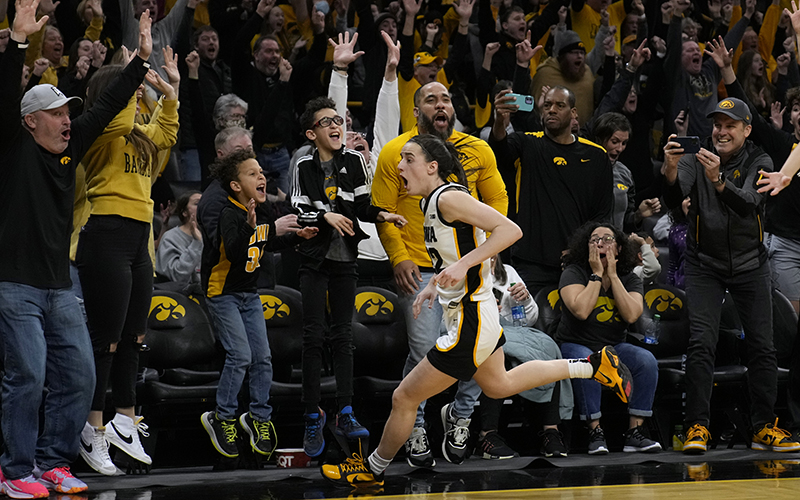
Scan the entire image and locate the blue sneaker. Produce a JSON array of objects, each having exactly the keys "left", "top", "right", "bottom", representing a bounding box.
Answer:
[
  {"left": 334, "top": 406, "right": 369, "bottom": 439},
  {"left": 304, "top": 409, "right": 326, "bottom": 457}
]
